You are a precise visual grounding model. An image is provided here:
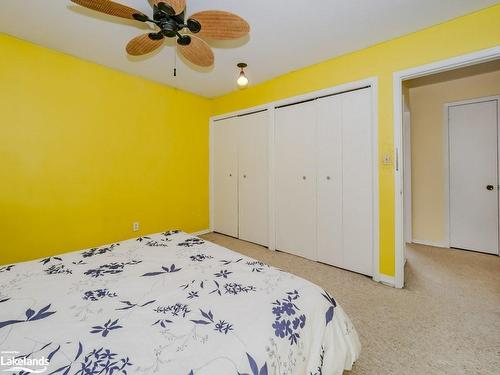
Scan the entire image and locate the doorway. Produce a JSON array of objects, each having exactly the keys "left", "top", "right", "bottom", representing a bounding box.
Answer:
[{"left": 394, "top": 48, "right": 500, "bottom": 288}]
